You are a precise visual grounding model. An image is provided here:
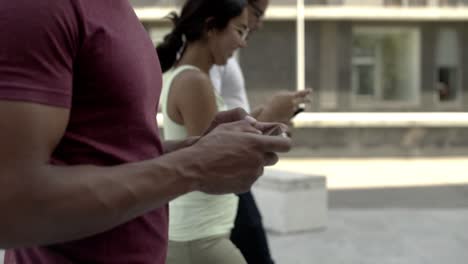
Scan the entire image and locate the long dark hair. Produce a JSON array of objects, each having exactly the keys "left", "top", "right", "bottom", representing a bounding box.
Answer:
[{"left": 156, "top": 0, "right": 247, "bottom": 72}]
